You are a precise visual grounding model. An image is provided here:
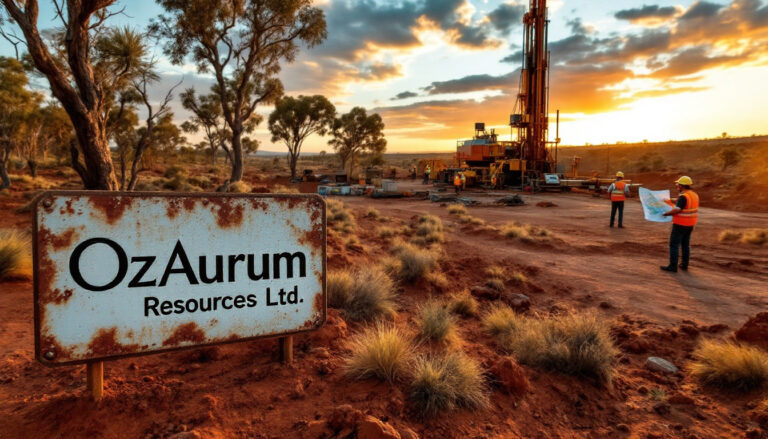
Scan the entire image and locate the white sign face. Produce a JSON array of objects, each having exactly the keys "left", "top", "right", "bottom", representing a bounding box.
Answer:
[
  {"left": 33, "top": 192, "right": 326, "bottom": 366},
  {"left": 544, "top": 174, "right": 560, "bottom": 184}
]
